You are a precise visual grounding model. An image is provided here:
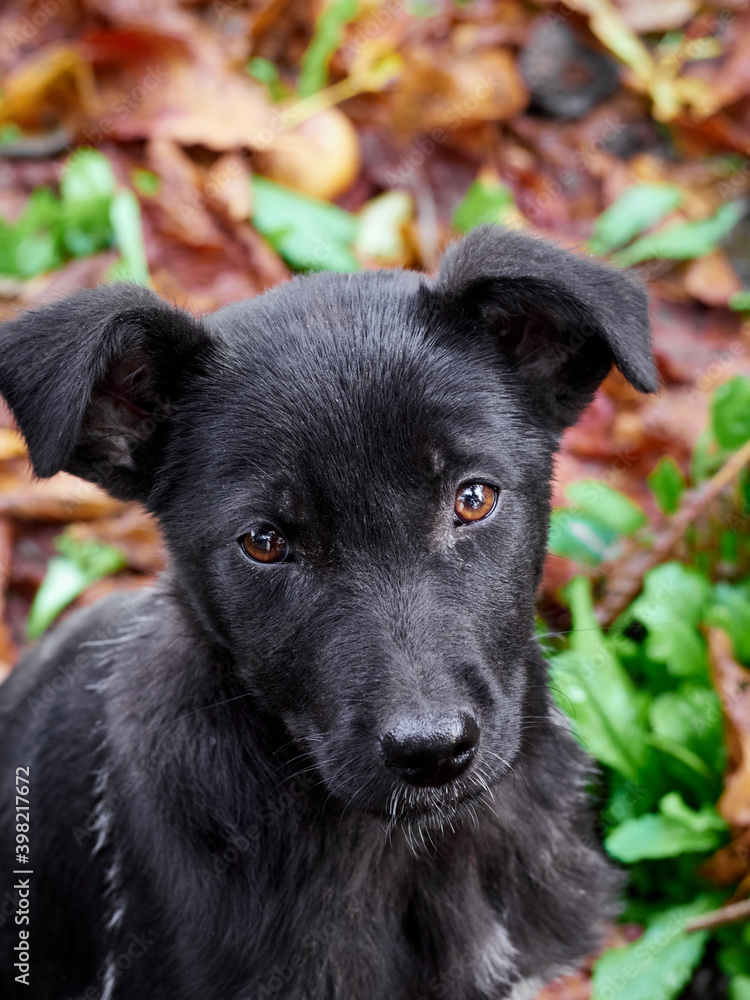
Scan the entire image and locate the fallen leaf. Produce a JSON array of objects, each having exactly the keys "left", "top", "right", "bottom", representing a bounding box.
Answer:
[
  {"left": 0, "top": 471, "right": 123, "bottom": 522},
  {"left": 204, "top": 153, "right": 252, "bottom": 223},
  {"left": 0, "top": 43, "right": 97, "bottom": 128},
  {"left": 684, "top": 250, "right": 744, "bottom": 308},
  {"left": 145, "top": 138, "right": 226, "bottom": 247},
  {"left": 708, "top": 627, "right": 750, "bottom": 828},
  {"left": 702, "top": 826, "right": 750, "bottom": 887},
  {"left": 254, "top": 107, "right": 361, "bottom": 200},
  {"left": 82, "top": 28, "right": 272, "bottom": 151},
  {"left": 0, "top": 429, "right": 26, "bottom": 462},
  {"left": 391, "top": 47, "right": 527, "bottom": 135}
]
